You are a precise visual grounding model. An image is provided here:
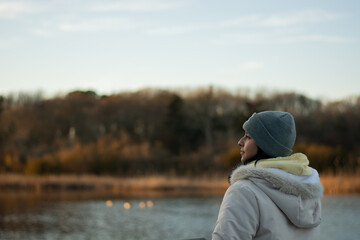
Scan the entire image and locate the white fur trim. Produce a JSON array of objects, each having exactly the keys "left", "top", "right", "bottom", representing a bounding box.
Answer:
[{"left": 230, "top": 166, "right": 323, "bottom": 199}]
